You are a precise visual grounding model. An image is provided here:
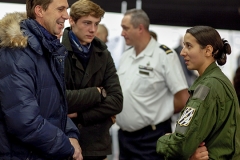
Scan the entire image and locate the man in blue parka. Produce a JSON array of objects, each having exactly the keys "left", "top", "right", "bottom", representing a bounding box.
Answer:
[{"left": 0, "top": 0, "right": 82, "bottom": 159}]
